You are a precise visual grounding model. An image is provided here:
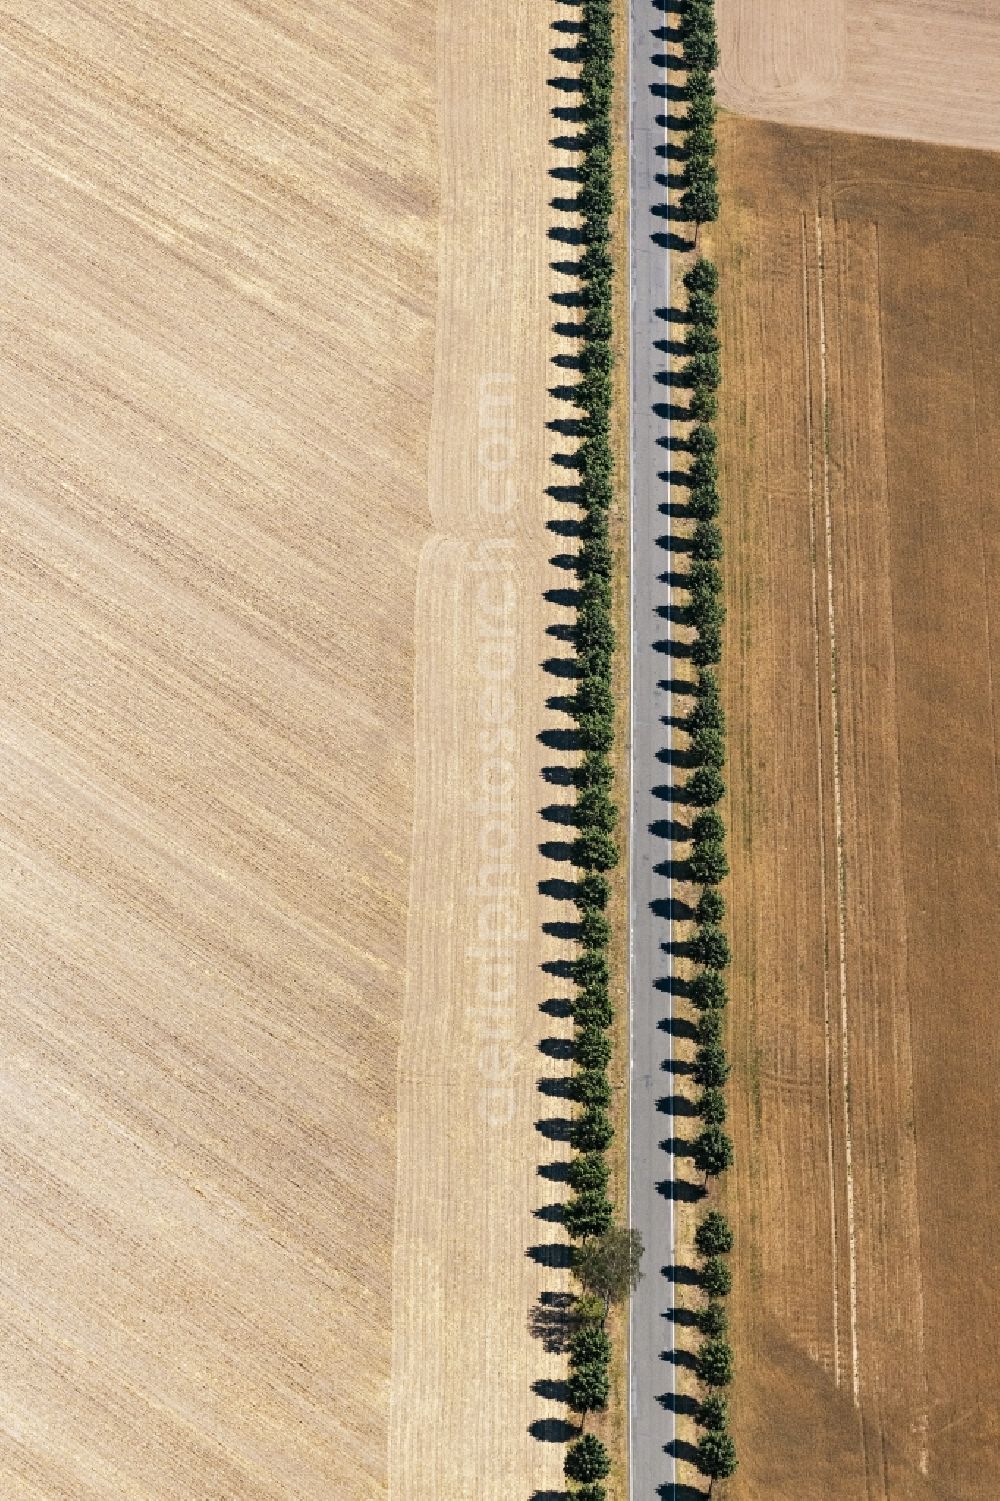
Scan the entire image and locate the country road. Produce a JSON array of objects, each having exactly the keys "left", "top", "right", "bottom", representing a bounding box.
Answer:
[{"left": 628, "top": 2, "right": 679, "bottom": 1498}]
